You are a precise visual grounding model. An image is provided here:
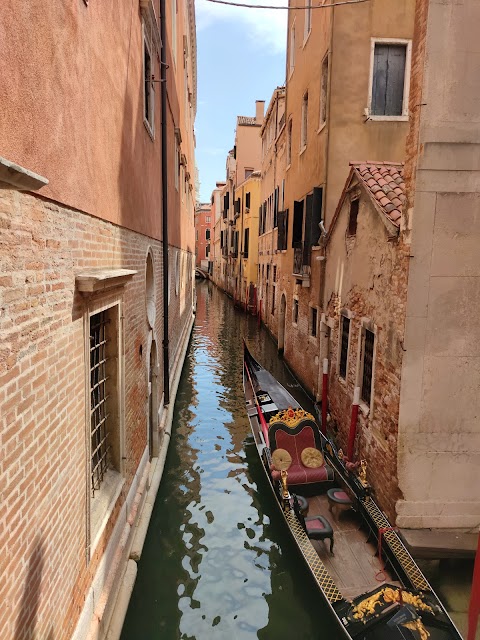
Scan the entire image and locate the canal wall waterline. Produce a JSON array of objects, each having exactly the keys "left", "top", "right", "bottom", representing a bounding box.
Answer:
[{"left": 86, "top": 312, "right": 195, "bottom": 640}]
